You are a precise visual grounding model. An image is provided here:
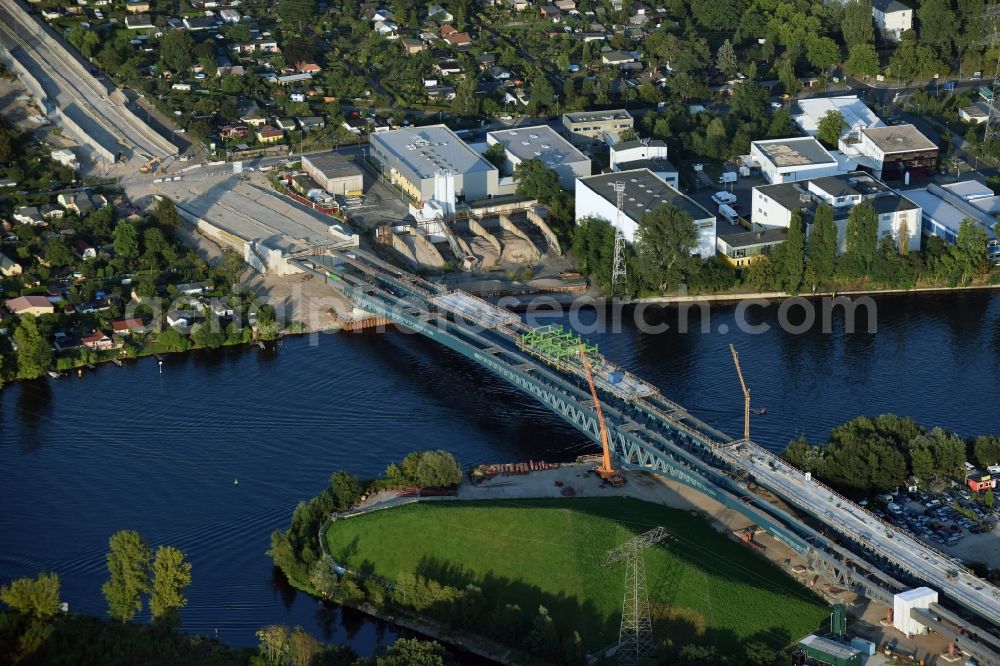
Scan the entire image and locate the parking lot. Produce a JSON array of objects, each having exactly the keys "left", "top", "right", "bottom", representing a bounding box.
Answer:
[
  {"left": 686, "top": 169, "right": 766, "bottom": 237},
  {"left": 865, "top": 487, "right": 1000, "bottom": 568}
]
